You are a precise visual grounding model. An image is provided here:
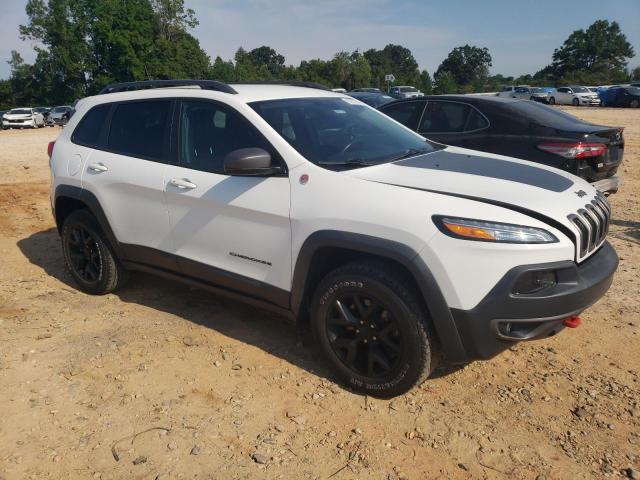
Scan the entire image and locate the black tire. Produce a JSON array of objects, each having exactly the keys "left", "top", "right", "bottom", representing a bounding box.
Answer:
[
  {"left": 548, "top": 97, "right": 555, "bottom": 105},
  {"left": 61, "top": 209, "right": 128, "bottom": 295},
  {"left": 630, "top": 99, "right": 640, "bottom": 108},
  {"left": 572, "top": 97, "right": 579, "bottom": 106},
  {"left": 310, "top": 260, "right": 437, "bottom": 398}
]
